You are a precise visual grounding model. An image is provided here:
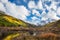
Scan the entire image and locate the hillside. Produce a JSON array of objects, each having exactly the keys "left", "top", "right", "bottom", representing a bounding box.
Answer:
[
  {"left": 43, "top": 20, "right": 60, "bottom": 27},
  {"left": 0, "top": 11, "right": 29, "bottom": 27}
]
